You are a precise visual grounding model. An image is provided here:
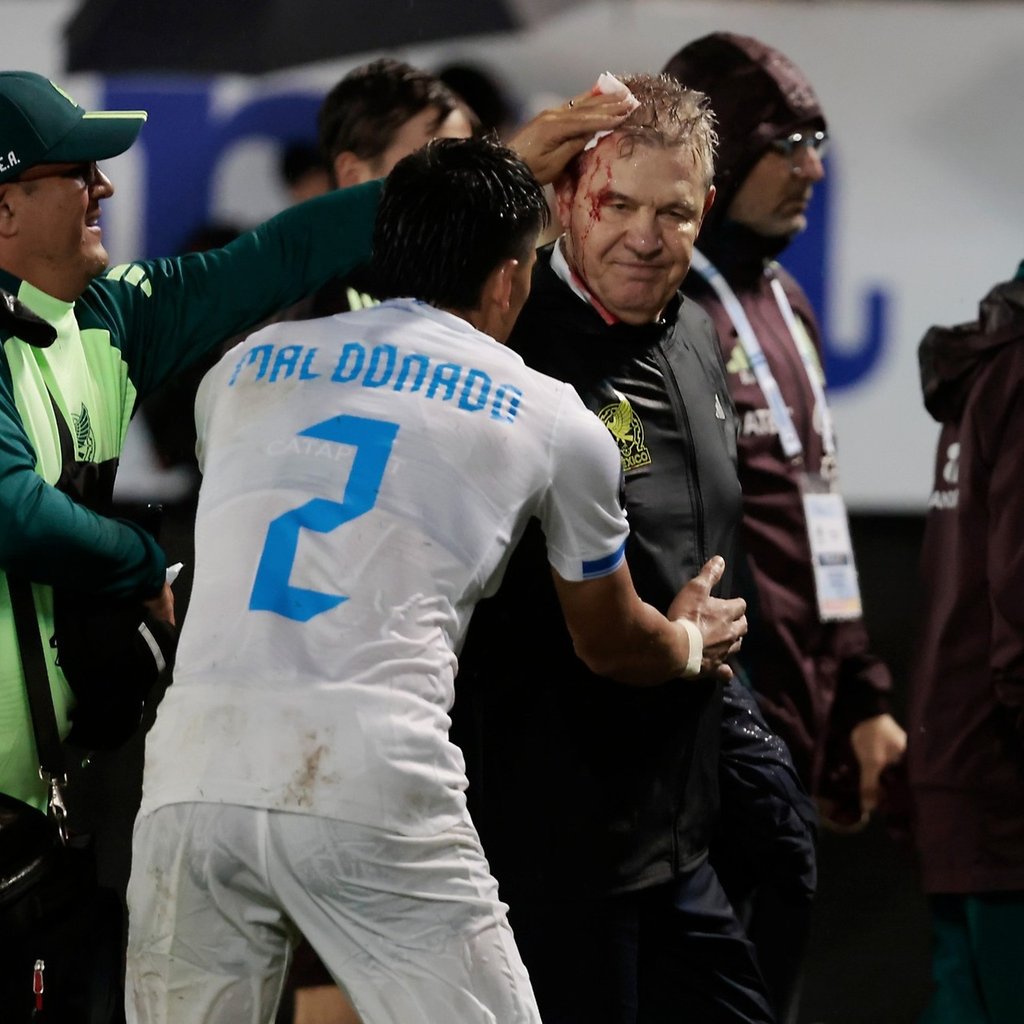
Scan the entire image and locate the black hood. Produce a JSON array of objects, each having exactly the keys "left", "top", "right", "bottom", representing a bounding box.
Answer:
[
  {"left": 919, "top": 263, "right": 1024, "bottom": 423},
  {"left": 696, "top": 218, "right": 790, "bottom": 286},
  {"left": 664, "top": 32, "right": 826, "bottom": 236}
]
